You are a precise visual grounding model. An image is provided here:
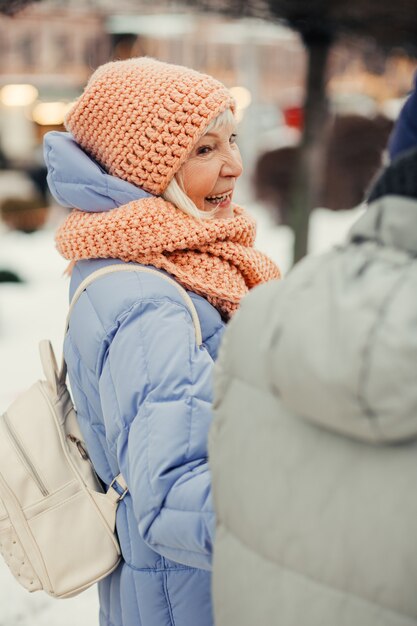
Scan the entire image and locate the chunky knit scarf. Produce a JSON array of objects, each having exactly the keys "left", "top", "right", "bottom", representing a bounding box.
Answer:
[{"left": 56, "top": 197, "right": 280, "bottom": 318}]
